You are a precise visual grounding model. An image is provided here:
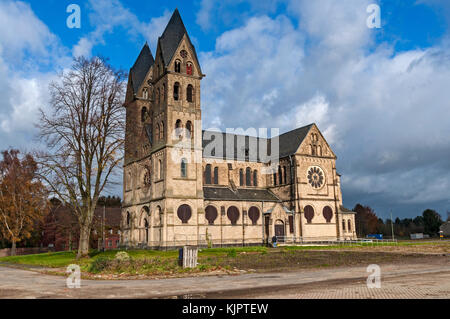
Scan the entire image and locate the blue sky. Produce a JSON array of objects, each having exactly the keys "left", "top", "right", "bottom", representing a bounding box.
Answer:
[{"left": 1, "top": 0, "right": 450, "bottom": 220}]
